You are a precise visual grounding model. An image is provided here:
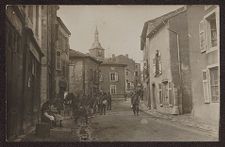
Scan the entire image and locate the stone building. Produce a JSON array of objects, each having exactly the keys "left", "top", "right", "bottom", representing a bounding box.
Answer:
[
  {"left": 55, "top": 17, "right": 71, "bottom": 100},
  {"left": 186, "top": 5, "right": 219, "bottom": 125},
  {"left": 5, "top": 5, "right": 64, "bottom": 140},
  {"left": 69, "top": 49, "right": 102, "bottom": 97},
  {"left": 86, "top": 28, "right": 128, "bottom": 98},
  {"left": 99, "top": 61, "right": 127, "bottom": 99},
  {"left": 40, "top": 5, "right": 59, "bottom": 104},
  {"left": 6, "top": 5, "right": 44, "bottom": 140},
  {"left": 140, "top": 7, "right": 192, "bottom": 115},
  {"left": 106, "top": 54, "right": 141, "bottom": 94}
]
